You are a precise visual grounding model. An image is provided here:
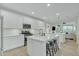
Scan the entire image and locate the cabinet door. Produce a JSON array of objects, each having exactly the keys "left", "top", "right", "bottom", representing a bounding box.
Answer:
[
  {"left": 2, "top": 10, "right": 23, "bottom": 29},
  {"left": 38, "top": 20, "right": 45, "bottom": 27},
  {"left": 36, "top": 20, "right": 45, "bottom": 29},
  {"left": 3, "top": 35, "right": 24, "bottom": 51},
  {"left": 24, "top": 17, "right": 38, "bottom": 29},
  {"left": 3, "top": 36, "right": 17, "bottom": 51}
]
